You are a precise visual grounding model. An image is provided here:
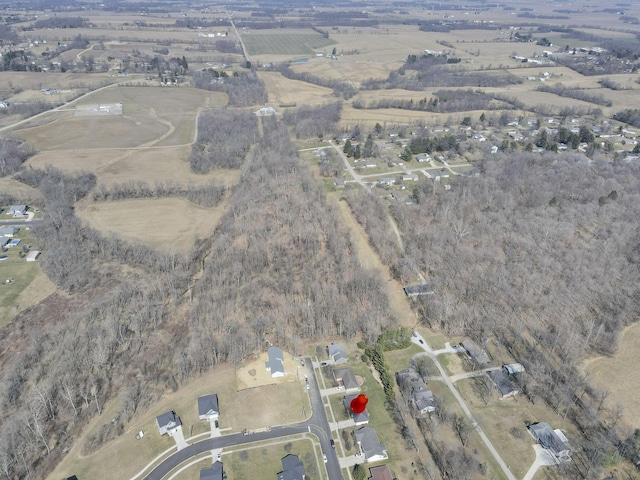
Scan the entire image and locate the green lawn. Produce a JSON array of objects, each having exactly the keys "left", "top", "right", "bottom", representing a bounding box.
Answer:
[
  {"left": 225, "top": 436, "right": 321, "bottom": 480},
  {"left": 384, "top": 344, "right": 424, "bottom": 373}
]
